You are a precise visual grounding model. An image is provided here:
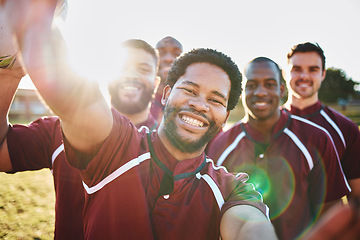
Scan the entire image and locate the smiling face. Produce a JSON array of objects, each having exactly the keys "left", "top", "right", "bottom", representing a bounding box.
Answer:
[
  {"left": 108, "top": 47, "right": 157, "bottom": 115},
  {"left": 159, "top": 62, "right": 230, "bottom": 157},
  {"left": 243, "top": 61, "right": 284, "bottom": 123},
  {"left": 287, "top": 52, "right": 326, "bottom": 102},
  {"left": 156, "top": 38, "right": 183, "bottom": 82}
]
